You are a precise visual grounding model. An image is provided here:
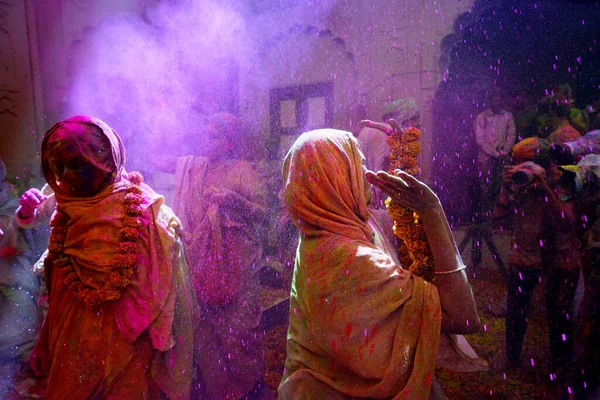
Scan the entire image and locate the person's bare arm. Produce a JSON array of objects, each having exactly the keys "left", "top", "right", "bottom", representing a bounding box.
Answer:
[
  {"left": 420, "top": 204, "right": 482, "bottom": 334},
  {"left": 366, "top": 169, "right": 482, "bottom": 334}
]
